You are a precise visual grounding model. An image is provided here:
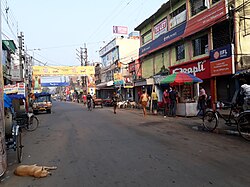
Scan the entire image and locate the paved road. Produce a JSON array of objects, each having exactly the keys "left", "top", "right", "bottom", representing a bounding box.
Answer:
[{"left": 1, "top": 101, "right": 250, "bottom": 187}]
